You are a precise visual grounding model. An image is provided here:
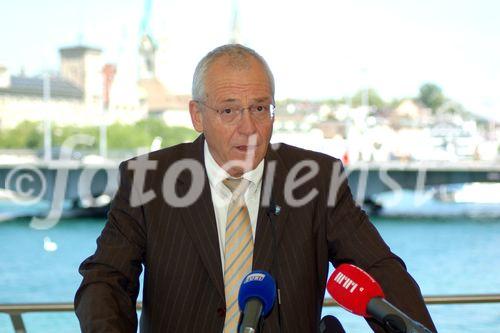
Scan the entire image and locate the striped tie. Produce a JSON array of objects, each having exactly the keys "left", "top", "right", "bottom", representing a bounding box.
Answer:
[{"left": 222, "top": 178, "right": 253, "bottom": 333}]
